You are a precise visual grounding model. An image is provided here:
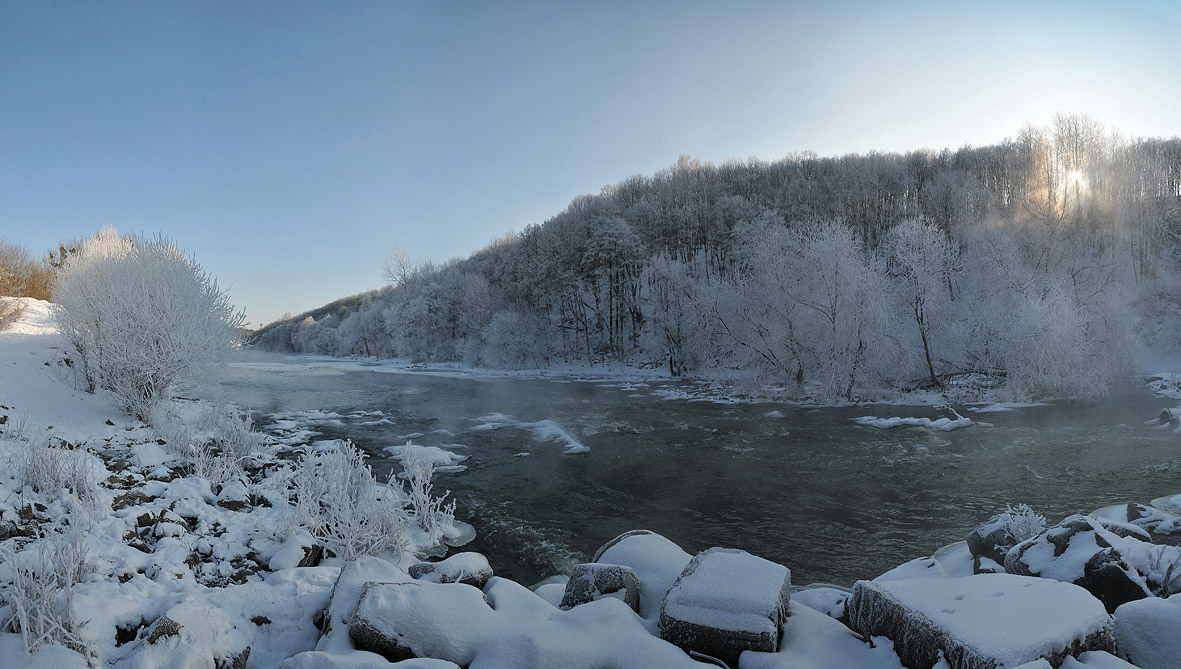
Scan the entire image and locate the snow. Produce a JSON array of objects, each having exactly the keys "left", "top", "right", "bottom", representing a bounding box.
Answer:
[
  {"left": 470, "top": 413, "right": 588, "bottom": 454},
  {"left": 762, "top": 410, "right": 785, "bottom": 418},
  {"left": 269, "top": 531, "right": 318, "bottom": 571},
  {"left": 739, "top": 601, "right": 904, "bottom": 669},
  {"left": 873, "top": 557, "right": 948, "bottom": 582},
  {"left": 849, "top": 574, "right": 1113, "bottom": 668},
  {"left": 1113, "top": 595, "right": 1181, "bottom": 669},
  {"left": 851, "top": 408, "right": 973, "bottom": 431},
  {"left": 350, "top": 577, "right": 703, "bottom": 668},
  {"left": 385, "top": 443, "right": 468, "bottom": 474}
]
